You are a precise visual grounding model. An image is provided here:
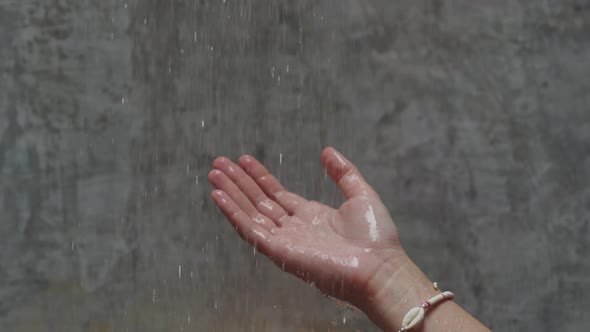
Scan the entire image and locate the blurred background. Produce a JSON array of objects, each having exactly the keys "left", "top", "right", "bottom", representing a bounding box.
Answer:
[{"left": 1, "top": 1, "right": 589, "bottom": 331}]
